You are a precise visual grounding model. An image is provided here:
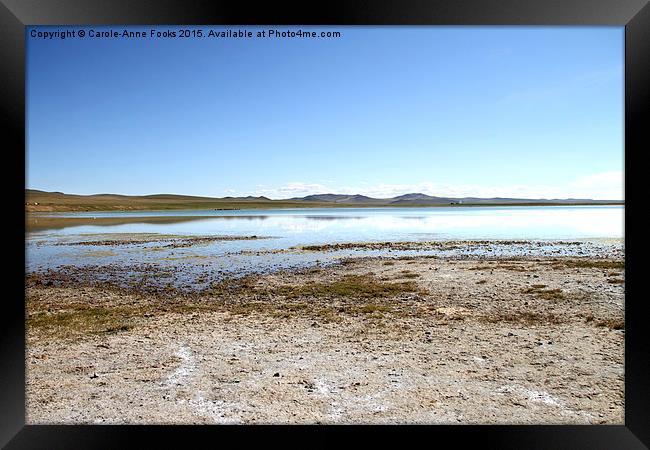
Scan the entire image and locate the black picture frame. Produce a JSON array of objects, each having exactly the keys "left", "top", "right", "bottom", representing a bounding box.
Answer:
[{"left": 2, "top": 0, "right": 648, "bottom": 448}]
